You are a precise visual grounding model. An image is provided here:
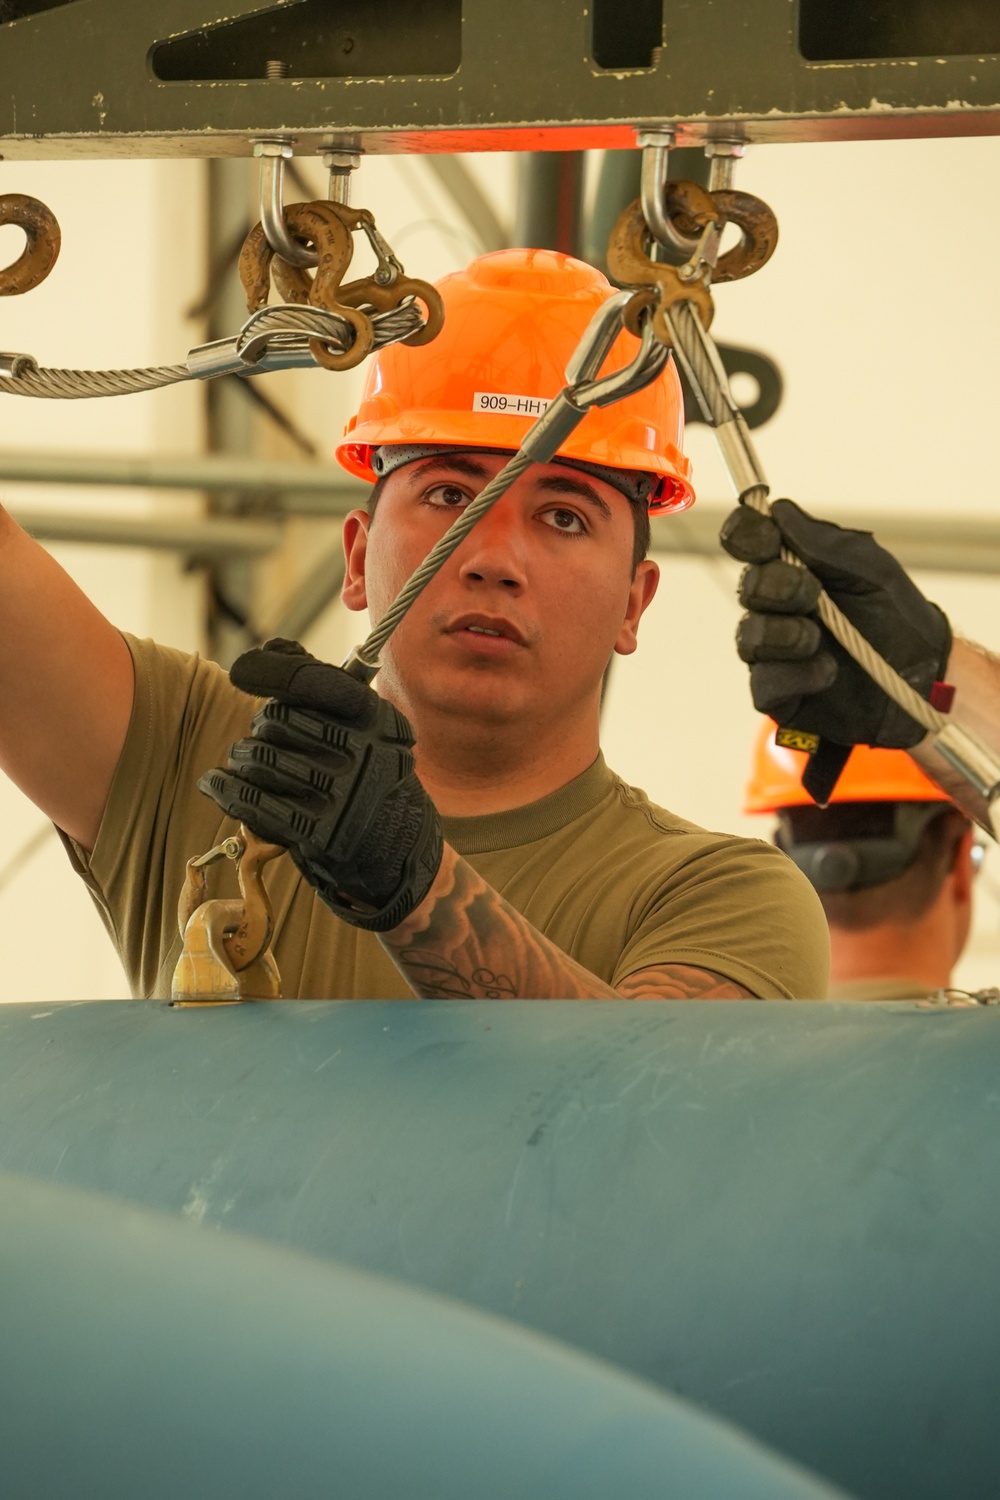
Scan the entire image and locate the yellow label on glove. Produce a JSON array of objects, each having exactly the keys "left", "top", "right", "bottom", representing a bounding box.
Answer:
[{"left": 775, "top": 727, "right": 821, "bottom": 755}]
